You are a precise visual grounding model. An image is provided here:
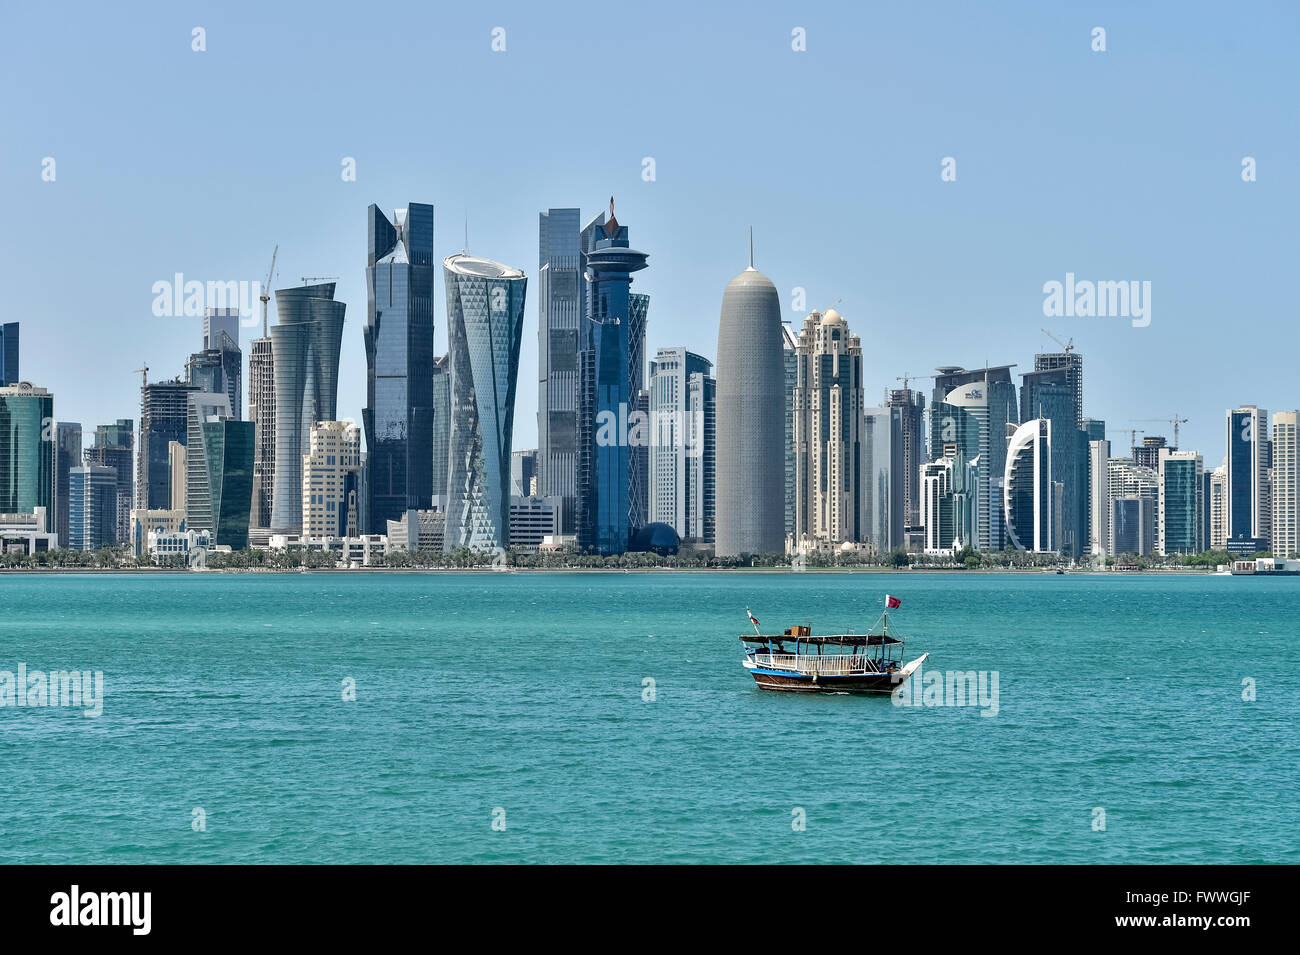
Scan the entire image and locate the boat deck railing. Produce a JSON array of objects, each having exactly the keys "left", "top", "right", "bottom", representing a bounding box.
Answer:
[{"left": 752, "top": 653, "right": 884, "bottom": 676}]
